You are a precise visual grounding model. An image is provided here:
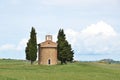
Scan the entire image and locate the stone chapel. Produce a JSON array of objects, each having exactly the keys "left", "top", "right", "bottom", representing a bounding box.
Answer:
[{"left": 38, "top": 35, "right": 57, "bottom": 65}]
